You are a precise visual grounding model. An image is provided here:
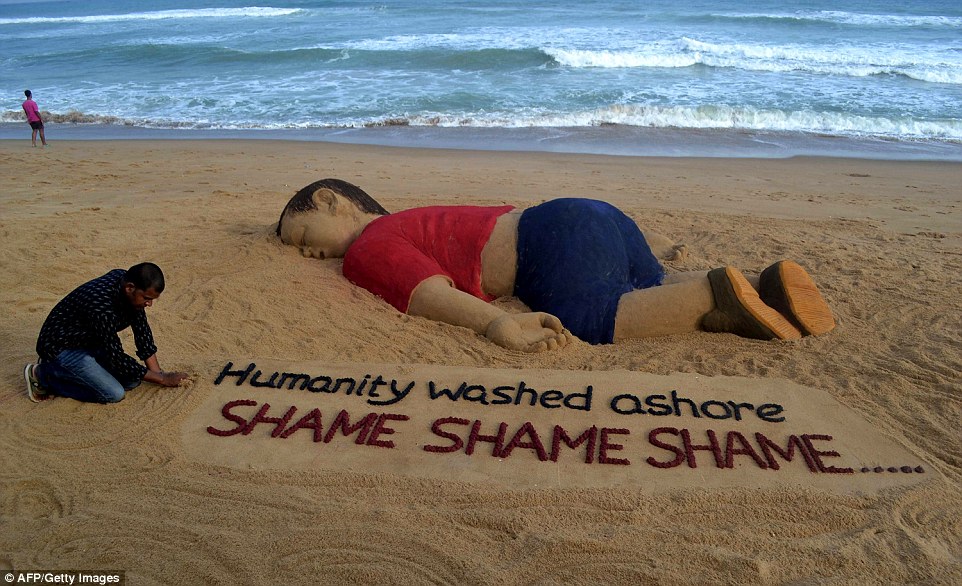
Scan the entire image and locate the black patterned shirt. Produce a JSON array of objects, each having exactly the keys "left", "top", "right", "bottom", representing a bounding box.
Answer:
[{"left": 36, "top": 269, "right": 157, "bottom": 381}]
